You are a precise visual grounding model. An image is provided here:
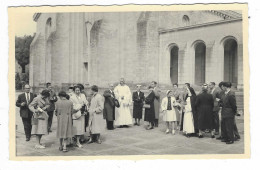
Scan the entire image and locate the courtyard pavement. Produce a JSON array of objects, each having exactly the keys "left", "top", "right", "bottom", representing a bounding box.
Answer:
[{"left": 15, "top": 93, "right": 244, "bottom": 157}]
